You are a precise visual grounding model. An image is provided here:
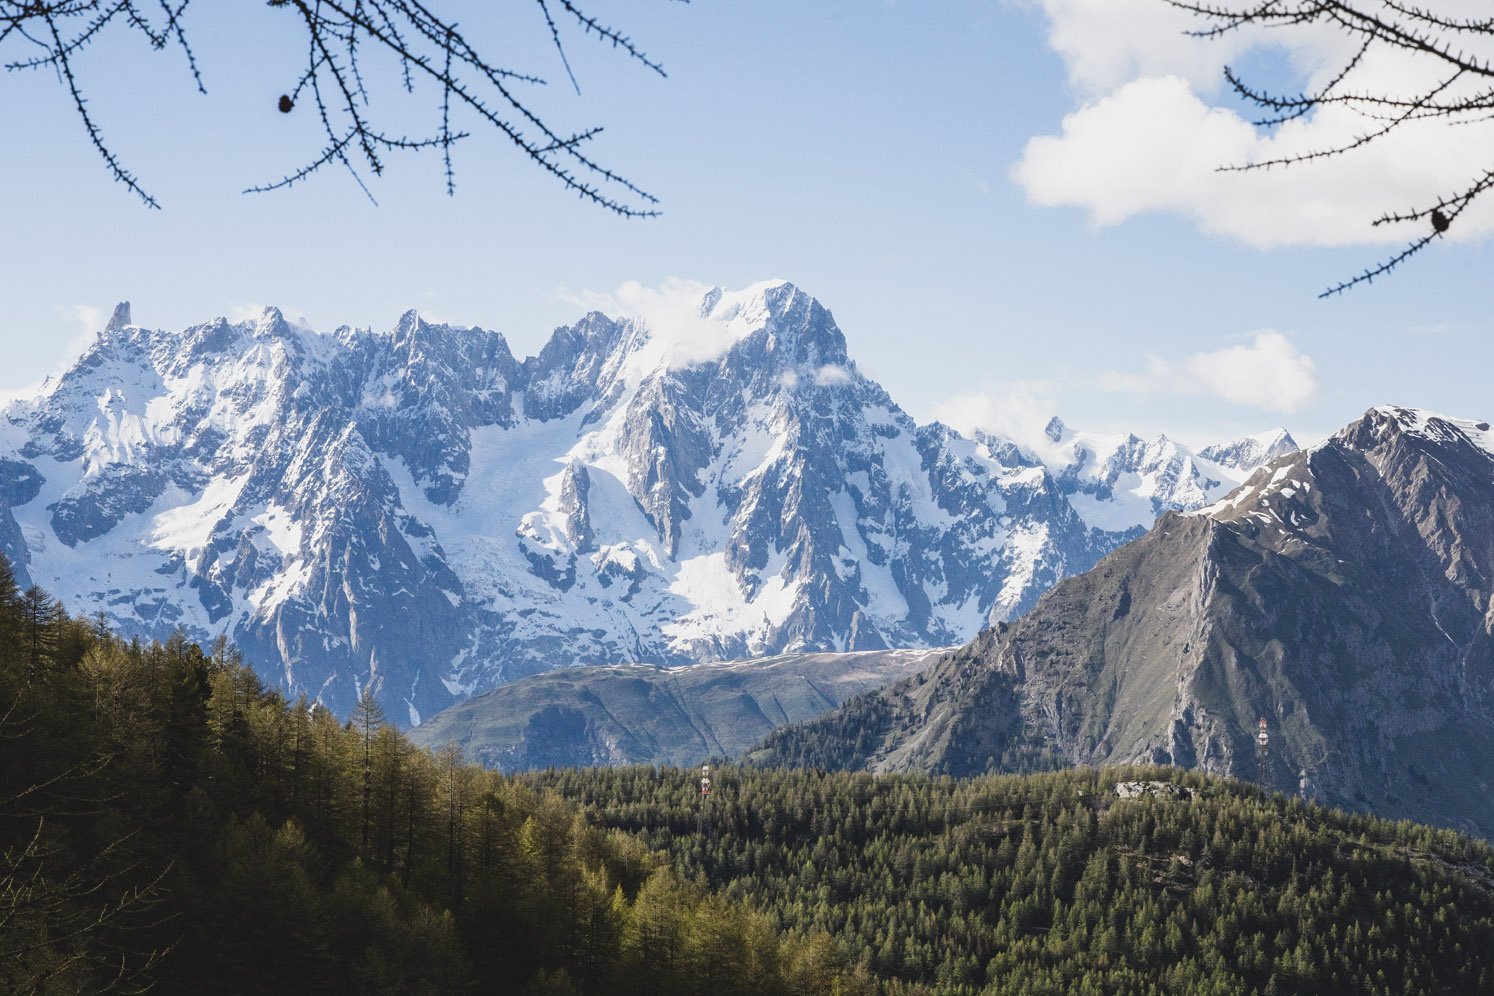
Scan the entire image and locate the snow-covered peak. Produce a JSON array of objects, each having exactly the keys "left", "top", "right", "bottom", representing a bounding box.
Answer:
[
  {"left": 1190, "top": 405, "right": 1494, "bottom": 524},
  {"left": 250, "top": 307, "right": 332, "bottom": 349},
  {"left": 515, "top": 280, "right": 857, "bottom": 415},
  {"left": 255, "top": 305, "right": 287, "bottom": 332},
  {"left": 375, "top": 309, "right": 508, "bottom": 363},
  {"left": 641, "top": 279, "right": 838, "bottom": 378},
  {"left": 0, "top": 285, "right": 1130, "bottom": 721},
  {"left": 1199, "top": 427, "right": 1299, "bottom": 472},
  {"left": 1012, "top": 421, "right": 1179, "bottom": 486},
  {"left": 956, "top": 417, "right": 1303, "bottom": 535},
  {"left": 392, "top": 308, "right": 426, "bottom": 337},
  {"left": 701, "top": 279, "right": 797, "bottom": 325},
  {"left": 706, "top": 281, "right": 850, "bottom": 383},
  {"left": 0, "top": 282, "right": 1314, "bottom": 725},
  {"left": 1367, "top": 405, "right": 1494, "bottom": 457}
]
